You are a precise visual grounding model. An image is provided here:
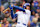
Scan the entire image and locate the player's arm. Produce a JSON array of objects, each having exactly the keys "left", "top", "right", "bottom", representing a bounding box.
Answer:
[
  {"left": 10, "top": 7, "right": 17, "bottom": 22},
  {"left": 11, "top": 9, "right": 14, "bottom": 19},
  {"left": 3, "top": 8, "right": 10, "bottom": 13},
  {"left": 10, "top": 8, "right": 17, "bottom": 19},
  {"left": 10, "top": 5, "right": 25, "bottom": 12},
  {"left": 28, "top": 20, "right": 30, "bottom": 27}
]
